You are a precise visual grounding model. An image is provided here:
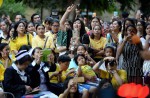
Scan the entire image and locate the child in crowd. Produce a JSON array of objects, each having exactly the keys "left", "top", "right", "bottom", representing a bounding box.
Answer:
[{"left": 74, "top": 54, "right": 97, "bottom": 98}]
